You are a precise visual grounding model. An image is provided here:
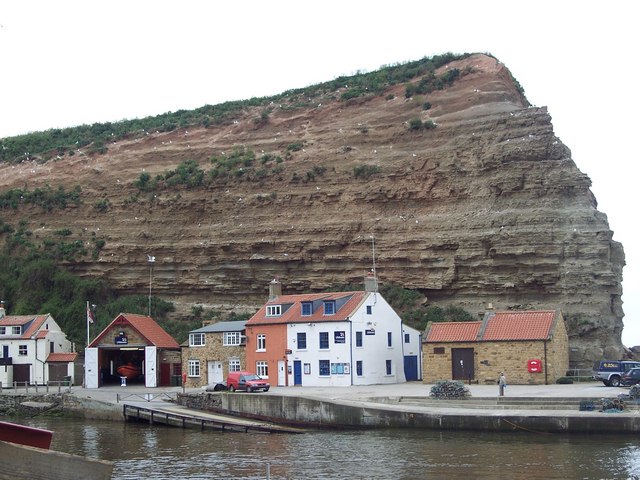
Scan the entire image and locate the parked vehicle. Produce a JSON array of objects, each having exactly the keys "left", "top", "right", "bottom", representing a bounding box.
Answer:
[
  {"left": 620, "top": 367, "right": 640, "bottom": 387},
  {"left": 226, "top": 371, "right": 270, "bottom": 392},
  {"left": 592, "top": 360, "right": 640, "bottom": 387}
]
